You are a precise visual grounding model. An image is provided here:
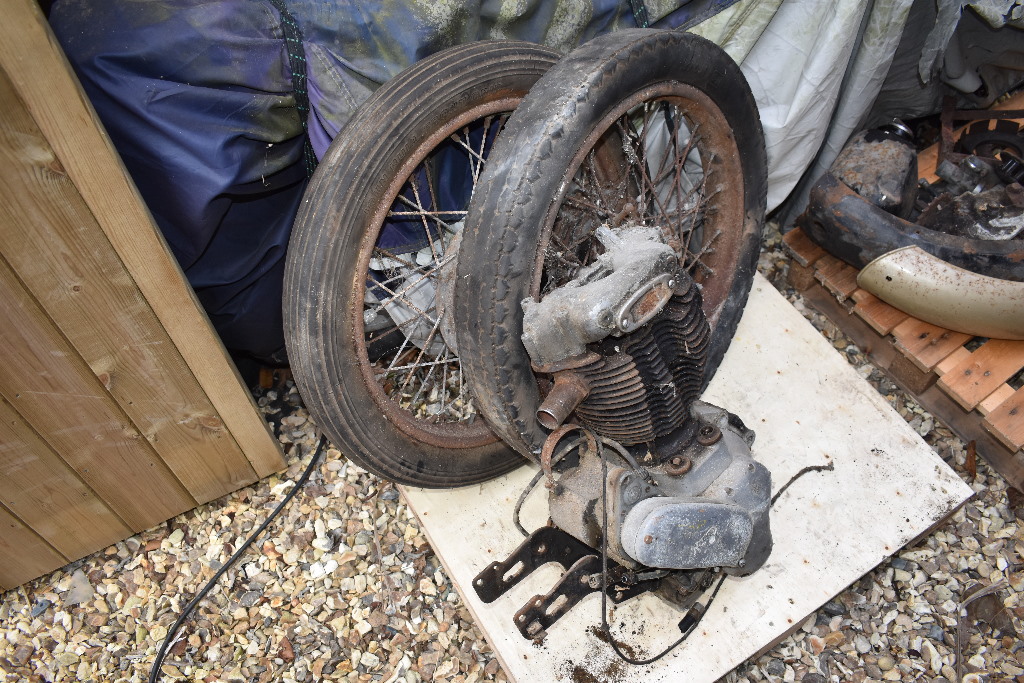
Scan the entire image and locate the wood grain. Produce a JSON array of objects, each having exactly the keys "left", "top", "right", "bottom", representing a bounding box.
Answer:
[
  {"left": 814, "top": 258, "right": 859, "bottom": 302},
  {"left": 983, "top": 386, "right": 1024, "bottom": 452},
  {"left": 936, "top": 340, "right": 1024, "bottom": 411},
  {"left": 850, "top": 289, "right": 909, "bottom": 336},
  {"left": 0, "top": 0, "right": 283, "bottom": 478},
  {"left": 782, "top": 227, "right": 827, "bottom": 267},
  {"left": 0, "top": 66, "right": 259, "bottom": 504},
  {"left": 891, "top": 319, "right": 971, "bottom": 372},
  {"left": 0, "top": 397, "right": 132, "bottom": 558},
  {"left": 934, "top": 347, "right": 972, "bottom": 377},
  {"left": 0, "top": 504, "right": 67, "bottom": 590},
  {"left": 0, "top": 257, "right": 194, "bottom": 531},
  {"left": 978, "top": 384, "right": 1016, "bottom": 417}
]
